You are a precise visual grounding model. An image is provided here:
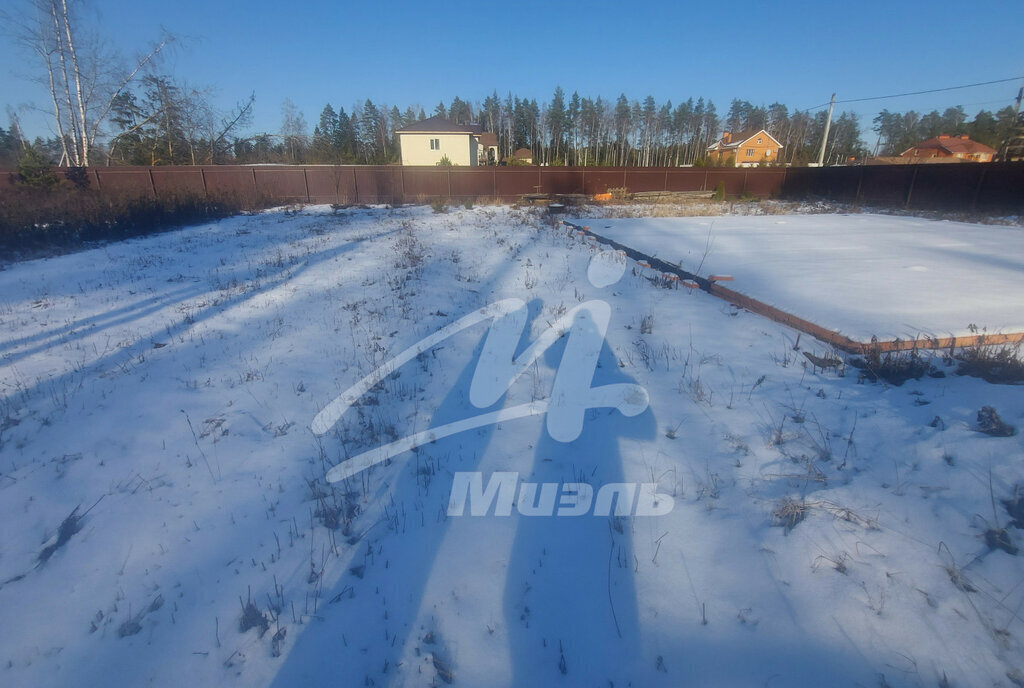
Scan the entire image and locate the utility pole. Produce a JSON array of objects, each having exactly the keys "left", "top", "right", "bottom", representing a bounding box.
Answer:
[
  {"left": 1000, "top": 86, "right": 1024, "bottom": 161},
  {"left": 816, "top": 93, "right": 836, "bottom": 166}
]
